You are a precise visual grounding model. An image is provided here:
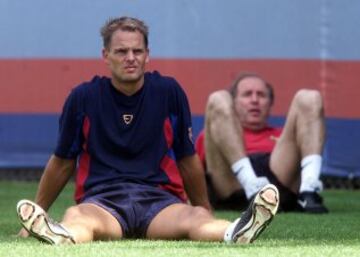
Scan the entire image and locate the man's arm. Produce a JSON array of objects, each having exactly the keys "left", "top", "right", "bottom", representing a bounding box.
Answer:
[
  {"left": 34, "top": 154, "right": 76, "bottom": 211},
  {"left": 177, "top": 154, "right": 212, "bottom": 211}
]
